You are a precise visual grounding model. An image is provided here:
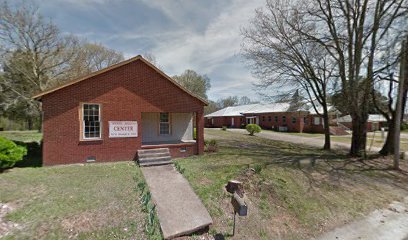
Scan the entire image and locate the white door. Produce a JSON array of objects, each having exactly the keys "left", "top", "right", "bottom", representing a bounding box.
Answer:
[{"left": 231, "top": 117, "right": 234, "bottom": 126}]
